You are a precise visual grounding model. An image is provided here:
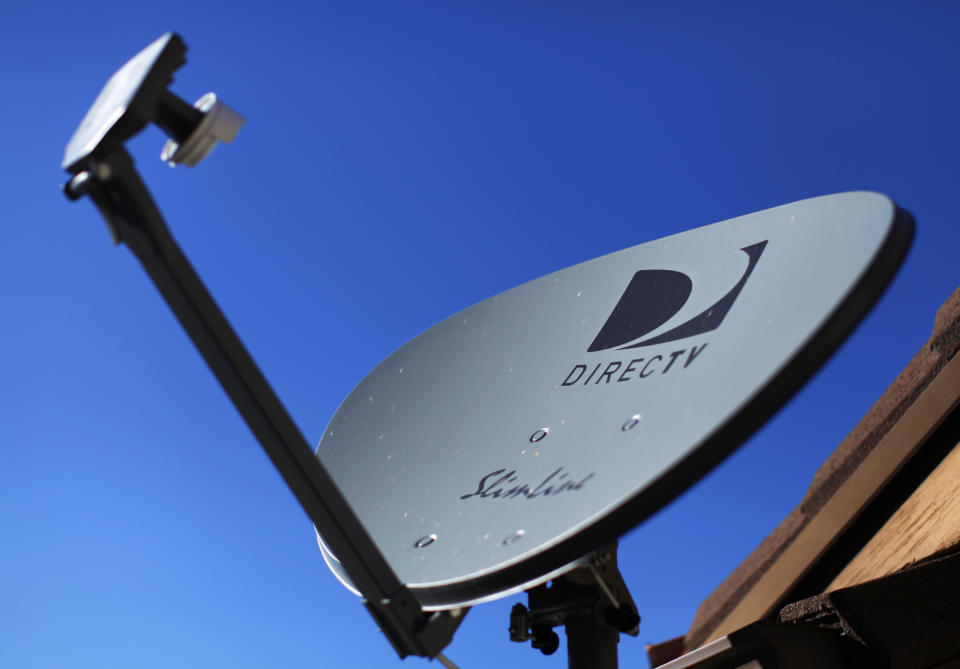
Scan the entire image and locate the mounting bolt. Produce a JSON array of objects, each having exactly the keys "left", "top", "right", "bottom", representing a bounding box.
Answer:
[
  {"left": 502, "top": 529, "right": 525, "bottom": 546},
  {"left": 530, "top": 626, "right": 560, "bottom": 655},
  {"left": 414, "top": 534, "right": 437, "bottom": 548},
  {"left": 509, "top": 603, "right": 529, "bottom": 642},
  {"left": 605, "top": 602, "right": 641, "bottom": 633}
]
